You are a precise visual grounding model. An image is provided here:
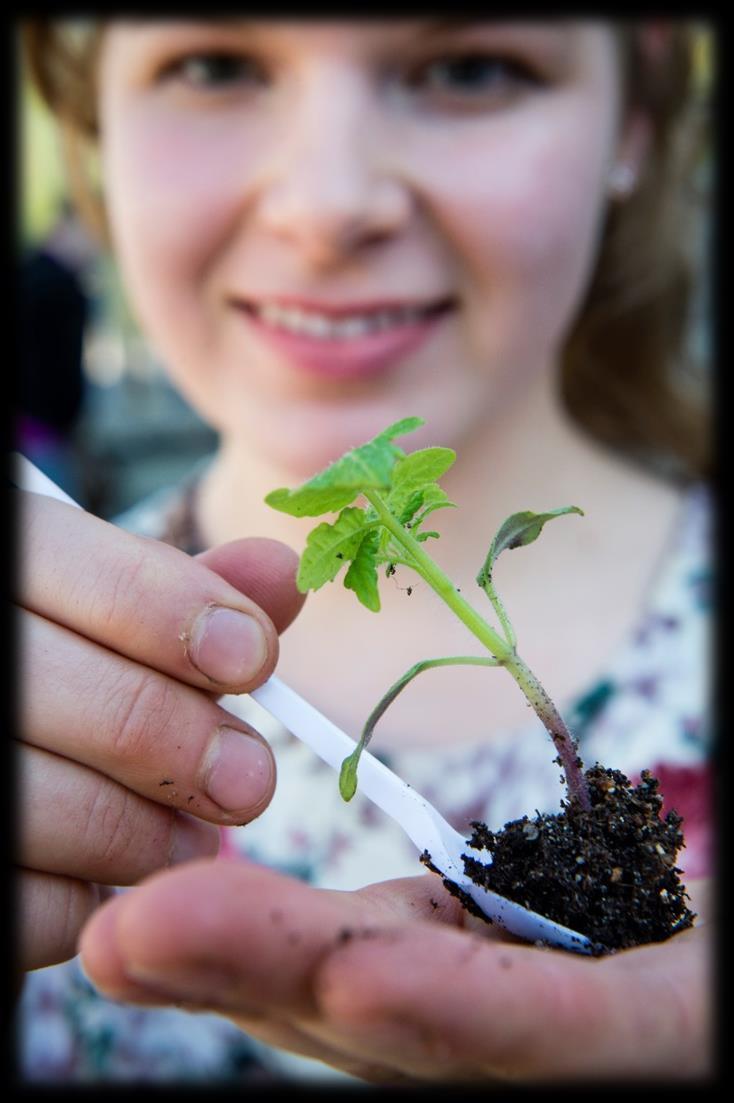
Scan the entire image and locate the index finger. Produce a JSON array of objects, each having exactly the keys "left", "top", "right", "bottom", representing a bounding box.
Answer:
[{"left": 17, "top": 489, "right": 281, "bottom": 692}]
